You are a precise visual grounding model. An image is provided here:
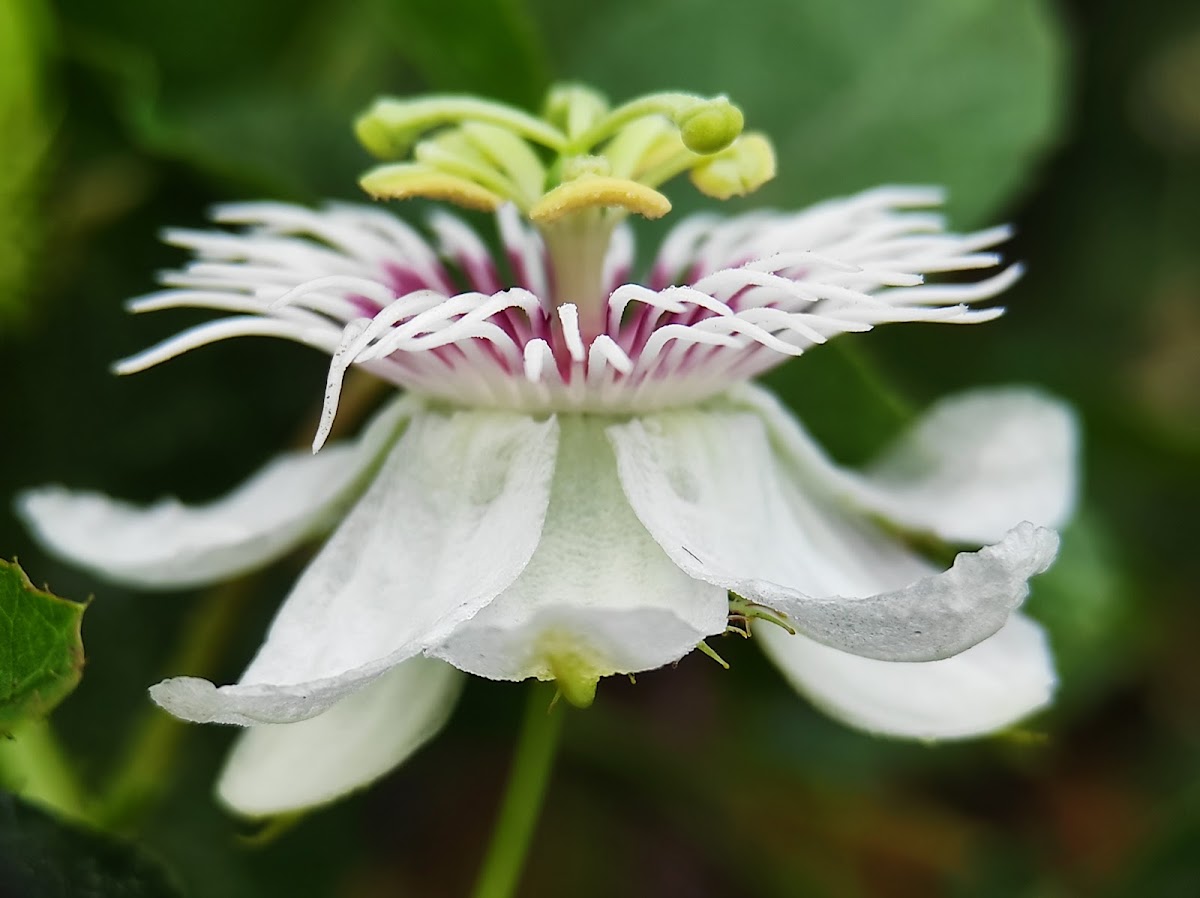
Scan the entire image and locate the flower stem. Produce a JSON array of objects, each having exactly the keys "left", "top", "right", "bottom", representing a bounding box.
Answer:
[
  {"left": 0, "top": 719, "right": 91, "bottom": 823},
  {"left": 93, "top": 577, "right": 253, "bottom": 829},
  {"left": 470, "top": 683, "right": 564, "bottom": 898}
]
